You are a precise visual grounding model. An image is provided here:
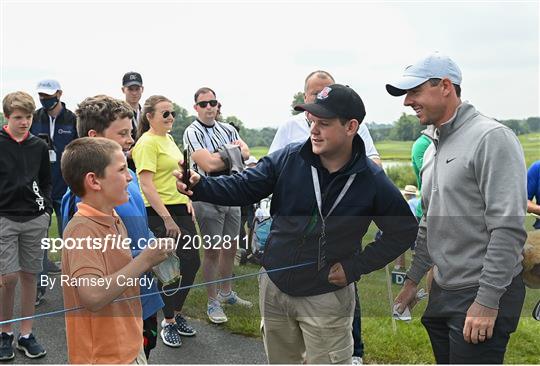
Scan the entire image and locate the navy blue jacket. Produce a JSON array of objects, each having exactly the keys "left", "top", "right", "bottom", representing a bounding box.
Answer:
[
  {"left": 31, "top": 103, "right": 78, "bottom": 201},
  {"left": 192, "top": 136, "right": 418, "bottom": 296}
]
